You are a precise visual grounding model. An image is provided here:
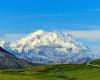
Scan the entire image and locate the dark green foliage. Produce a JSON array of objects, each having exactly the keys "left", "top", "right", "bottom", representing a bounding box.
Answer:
[{"left": 90, "top": 58, "right": 100, "bottom": 66}]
